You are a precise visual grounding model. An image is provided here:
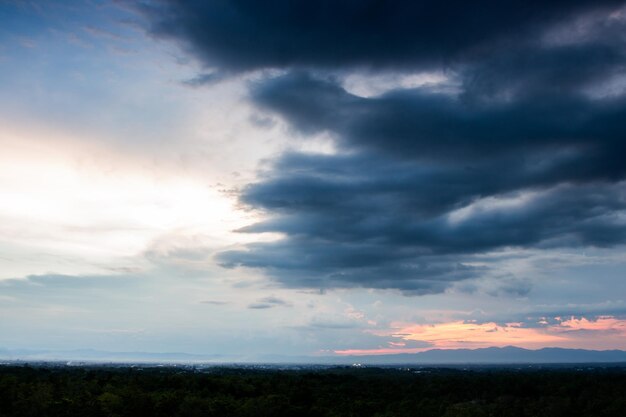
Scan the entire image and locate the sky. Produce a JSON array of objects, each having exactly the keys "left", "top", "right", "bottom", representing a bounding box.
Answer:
[{"left": 1, "top": 0, "right": 626, "bottom": 360}]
